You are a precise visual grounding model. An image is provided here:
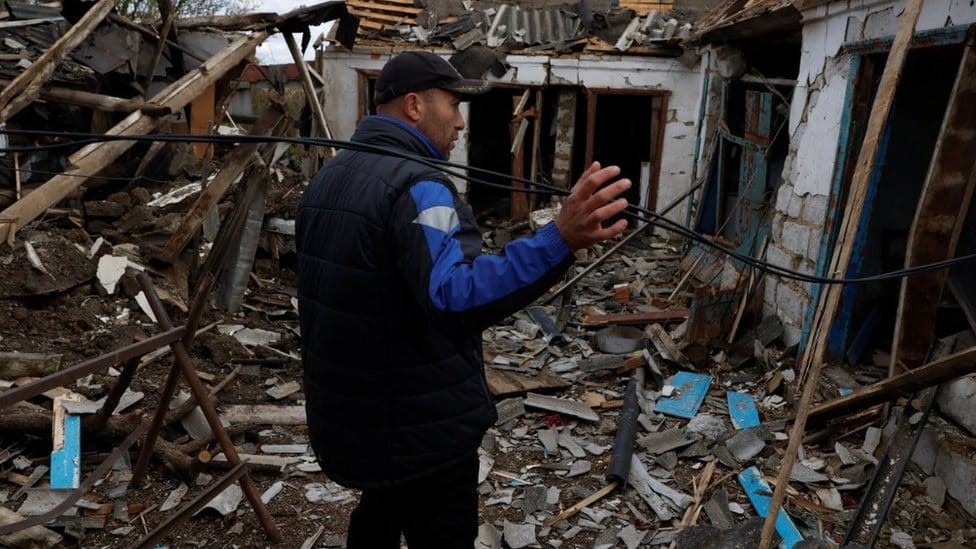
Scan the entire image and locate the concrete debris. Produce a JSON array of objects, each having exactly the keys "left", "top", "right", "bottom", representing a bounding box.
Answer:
[
  {"left": 502, "top": 520, "right": 536, "bottom": 549},
  {"left": 196, "top": 484, "right": 243, "bottom": 516}
]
